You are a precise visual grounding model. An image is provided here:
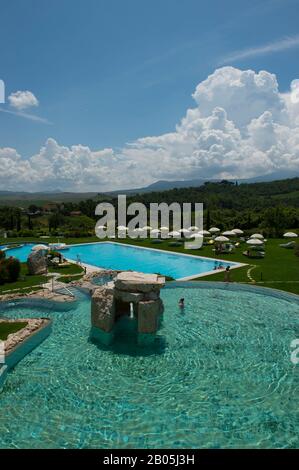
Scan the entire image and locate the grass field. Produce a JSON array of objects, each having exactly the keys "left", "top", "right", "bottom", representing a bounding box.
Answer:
[
  {"left": 48, "top": 264, "right": 84, "bottom": 276},
  {"left": 112, "top": 237, "right": 299, "bottom": 294},
  {"left": 0, "top": 321, "right": 28, "bottom": 340},
  {"left": 0, "top": 236, "right": 298, "bottom": 295},
  {"left": 0, "top": 246, "right": 84, "bottom": 295},
  {"left": 48, "top": 263, "right": 85, "bottom": 284},
  {"left": 0, "top": 261, "right": 84, "bottom": 295},
  {"left": 0, "top": 263, "right": 47, "bottom": 295}
]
